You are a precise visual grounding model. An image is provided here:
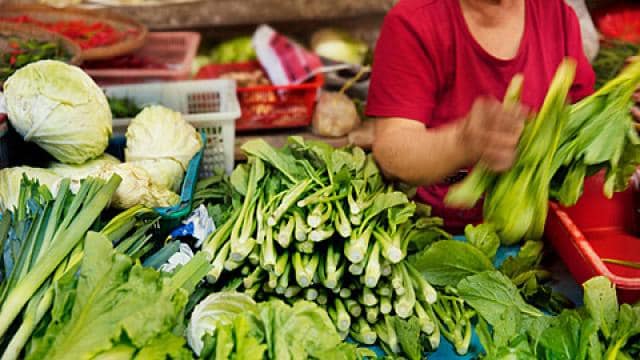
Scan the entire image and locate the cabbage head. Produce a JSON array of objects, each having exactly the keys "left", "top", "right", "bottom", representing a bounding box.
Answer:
[
  {"left": 130, "top": 159, "right": 184, "bottom": 193},
  {"left": 125, "top": 106, "right": 201, "bottom": 170},
  {"left": 89, "top": 163, "right": 180, "bottom": 209},
  {"left": 0, "top": 166, "right": 62, "bottom": 210},
  {"left": 4, "top": 60, "right": 112, "bottom": 164},
  {"left": 49, "top": 153, "right": 121, "bottom": 180}
]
